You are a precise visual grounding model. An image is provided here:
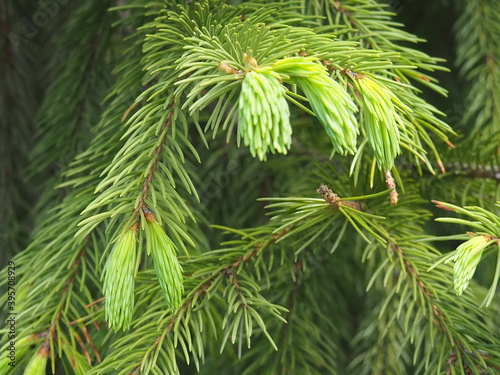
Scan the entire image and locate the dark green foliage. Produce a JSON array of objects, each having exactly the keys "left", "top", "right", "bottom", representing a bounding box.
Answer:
[{"left": 1, "top": 1, "right": 499, "bottom": 374}]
